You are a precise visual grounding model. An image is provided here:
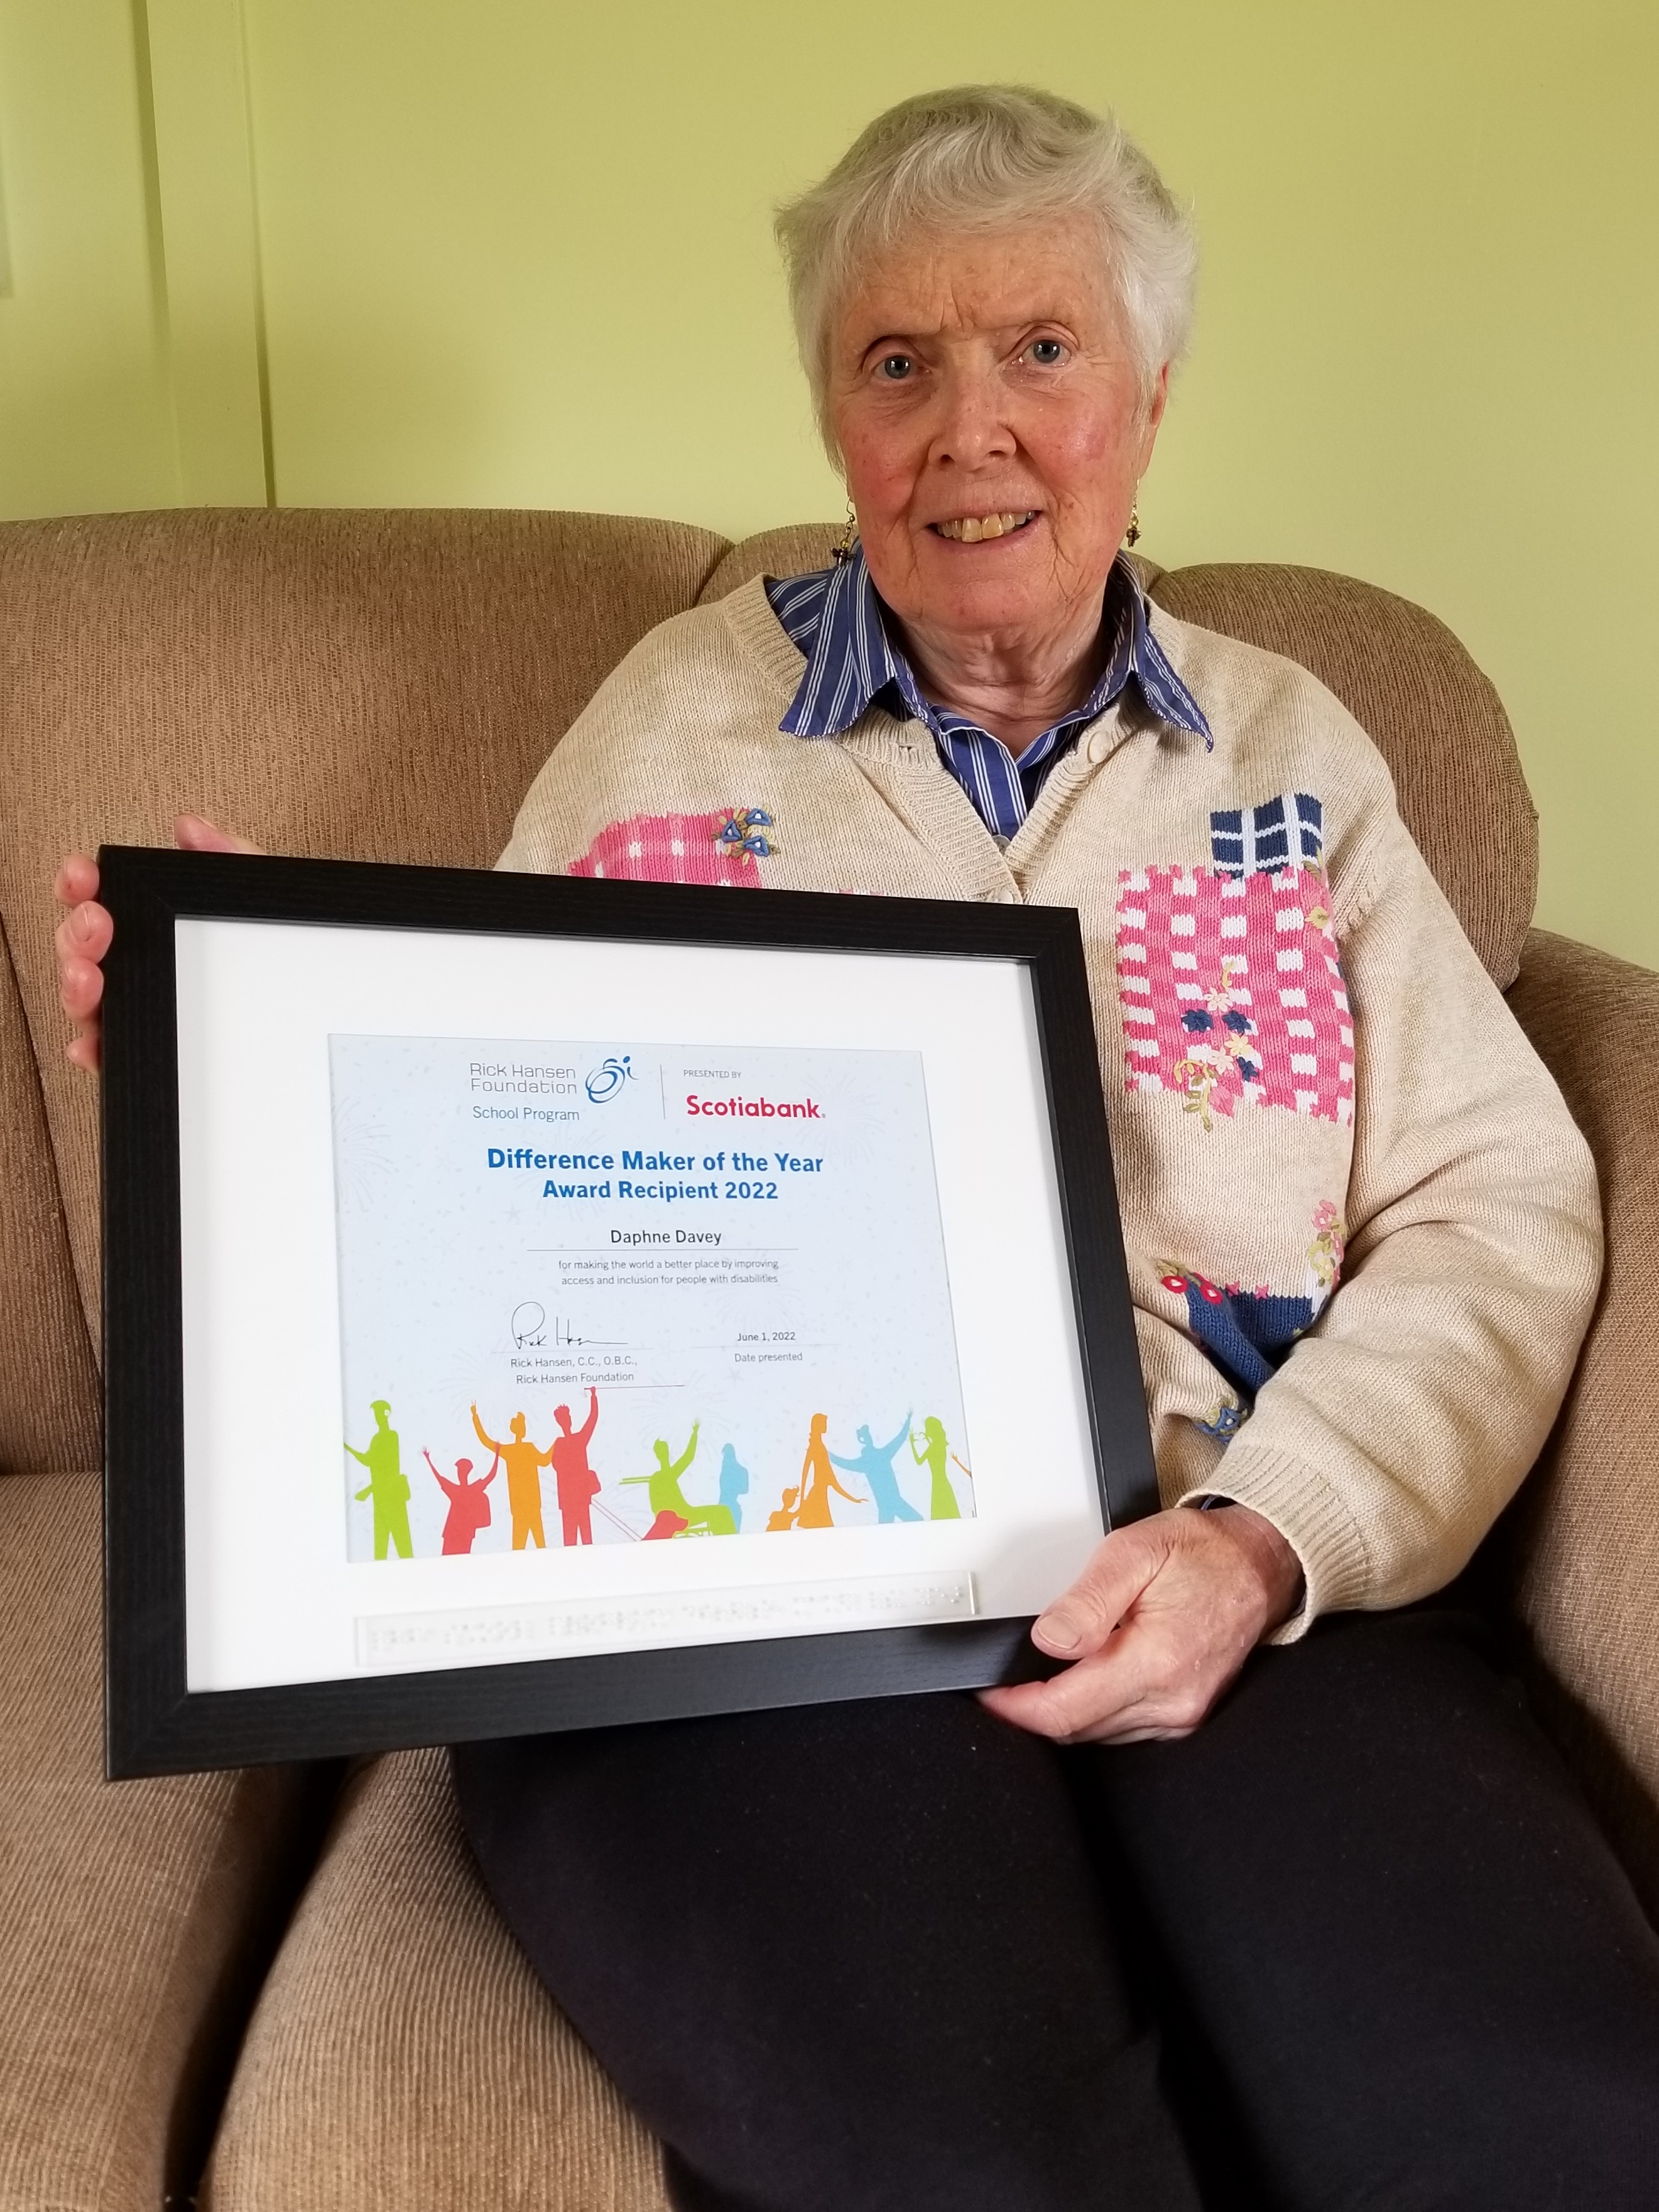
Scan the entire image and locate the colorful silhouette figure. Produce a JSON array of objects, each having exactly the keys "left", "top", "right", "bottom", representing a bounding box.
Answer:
[
  {"left": 717, "top": 1444, "right": 750, "bottom": 1532},
  {"left": 910, "top": 1417, "right": 962, "bottom": 1521},
  {"left": 644, "top": 1509, "right": 690, "bottom": 1541},
  {"left": 424, "top": 1447, "right": 498, "bottom": 1556},
  {"left": 471, "top": 1403, "right": 553, "bottom": 1549},
  {"left": 345, "top": 1399, "right": 413, "bottom": 1559},
  {"left": 790, "top": 1412, "right": 866, "bottom": 1530},
  {"left": 549, "top": 1388, "right": 602, "bottom": 1548},
  {"left": 766, "top": 1486, "right": 802, "bottom": 1532},
  {"left": 621, "top": 1422, "right": 736, "bottom": 1536},
  {"left": 830, "top": 1413, "right": 920, "bottom": 1523}
]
